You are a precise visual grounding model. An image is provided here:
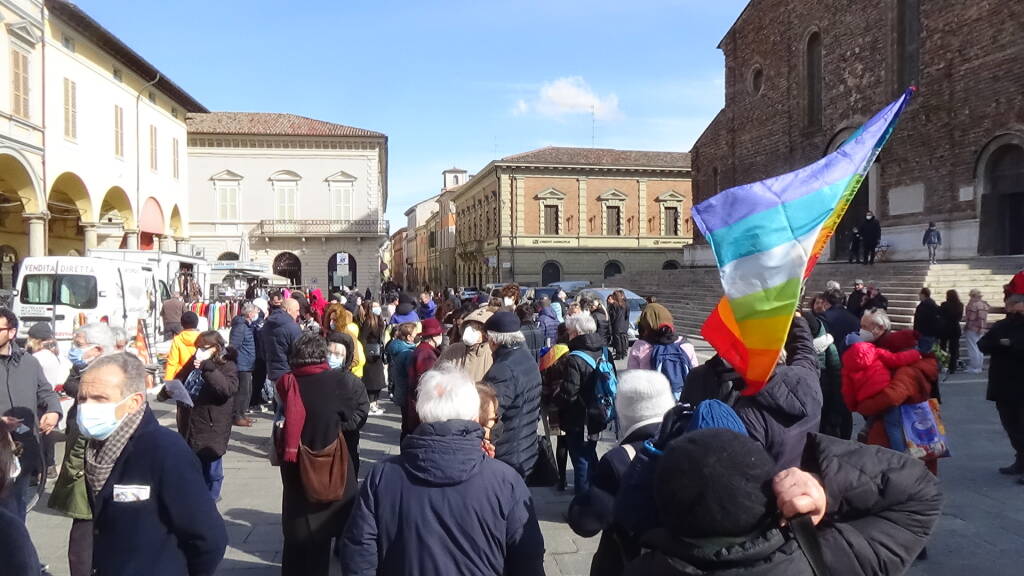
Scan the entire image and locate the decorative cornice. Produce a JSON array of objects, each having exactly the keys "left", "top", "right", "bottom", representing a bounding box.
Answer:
[
  {"left": 210, "top": 169, "right": 243, "bottom": 181},
  {"left": 6, "top": 20, "right": 41, "bottom": 45}
]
